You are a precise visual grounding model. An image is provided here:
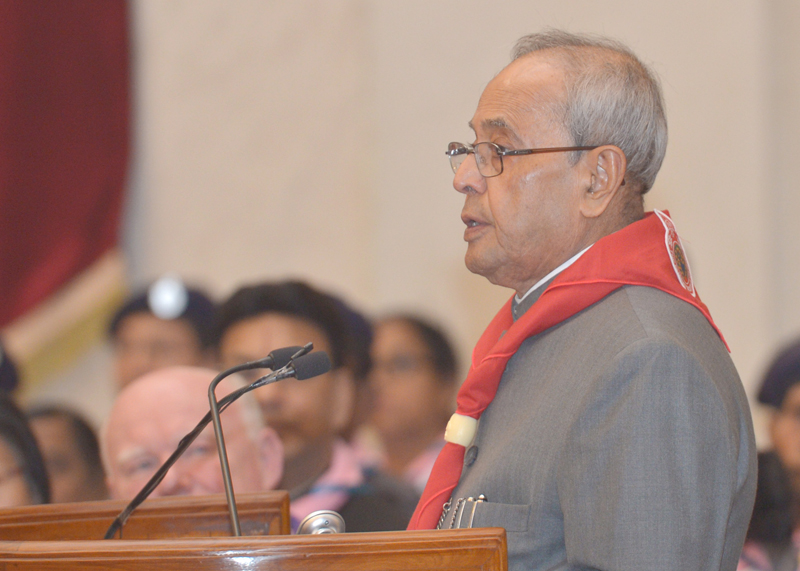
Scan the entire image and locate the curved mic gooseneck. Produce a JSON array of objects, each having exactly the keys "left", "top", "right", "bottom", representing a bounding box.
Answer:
[
  {"left": 208, "top": 344, "right": 314, "bottom": 536},
  {"left": 102, "top": 344, "right": 323, "bottom": 539}
]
